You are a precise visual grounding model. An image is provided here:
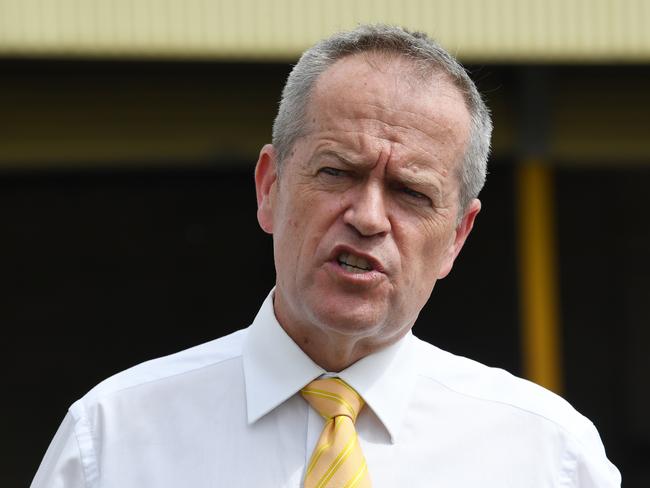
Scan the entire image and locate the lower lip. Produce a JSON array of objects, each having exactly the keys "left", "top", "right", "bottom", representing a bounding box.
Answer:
[{"left": 325, "top": 260, "right": 385, "bottom": 285}]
